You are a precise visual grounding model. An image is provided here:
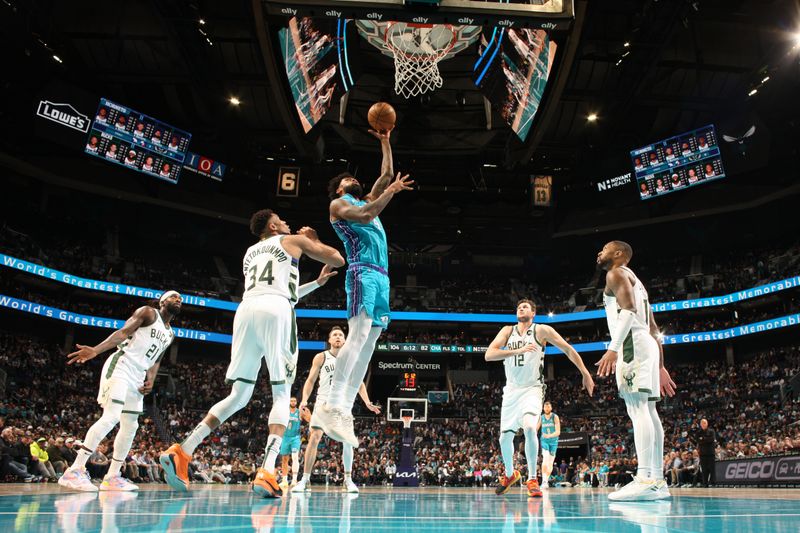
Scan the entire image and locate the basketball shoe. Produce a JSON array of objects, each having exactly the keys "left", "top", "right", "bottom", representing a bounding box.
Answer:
[
  {"left": 252, "top": 468, "right": 282, "bottom": 498},
  {"left": 526, "top": 478, "right": 542, "bottom": 498},
  {"left": 159, "top": 443, "right": 191, "bottom": 492},
  {"left": 495, "top": 470, "right": 521, "bottom": 495}
]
